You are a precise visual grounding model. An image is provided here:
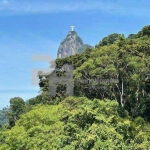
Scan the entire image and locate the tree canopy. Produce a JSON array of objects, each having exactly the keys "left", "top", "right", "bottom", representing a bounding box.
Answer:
[
  {"left": 0, "top": 25, "right": 150, "bottom": 149},
  {"left": 0, "top": 96, "right": 150, "bottom": 149}
]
